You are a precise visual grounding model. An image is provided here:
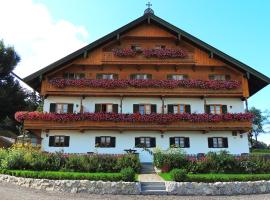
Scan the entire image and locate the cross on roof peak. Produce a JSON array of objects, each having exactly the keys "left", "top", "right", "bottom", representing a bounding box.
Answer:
[
  {"left": 144, "top": 1, "right": 154, "bottom": 15},
  {"left": 146, "top": 2, "right": 152, "bottom": 8}
]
